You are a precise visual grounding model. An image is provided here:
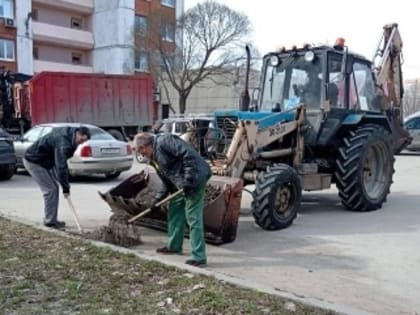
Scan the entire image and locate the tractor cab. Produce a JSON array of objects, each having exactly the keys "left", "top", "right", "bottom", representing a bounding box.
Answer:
[
  {"left": 256, "top": 43, "right": 385, "bottom": 147},
  {"left": 259, "top": 44, "right": 378, "bottom": 112}
]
